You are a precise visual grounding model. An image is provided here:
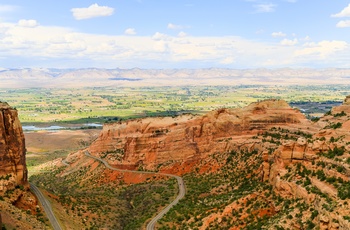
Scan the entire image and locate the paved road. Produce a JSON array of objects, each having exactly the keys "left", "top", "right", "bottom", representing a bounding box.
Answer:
[
  {"left": 84, "top": 151, "right": 185, "bottom": 230},
  {"left": 30, "top": 183, "right": 63, "bottom": 230},
  {"left": 146, "top": 175, "right": 185, "bottom": 230},
  {"left": 61, "top": 159, "right": 70, "bottom": 166}
]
